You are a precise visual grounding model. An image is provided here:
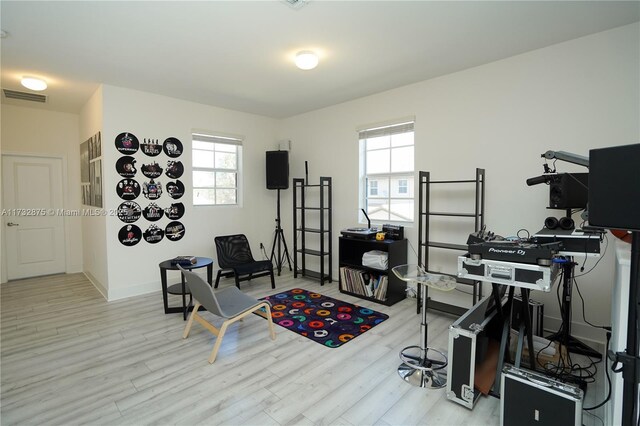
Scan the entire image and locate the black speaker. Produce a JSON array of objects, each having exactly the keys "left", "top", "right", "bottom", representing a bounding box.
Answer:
[
  {"left": 266, "top": 151, "right": 289, "bottom": 190},
  {"left": 549, "top": 173, "right": 588, "bottom": 209},
  {"left": 589, "top": 144, "right": 640, "bottom": 231}
]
